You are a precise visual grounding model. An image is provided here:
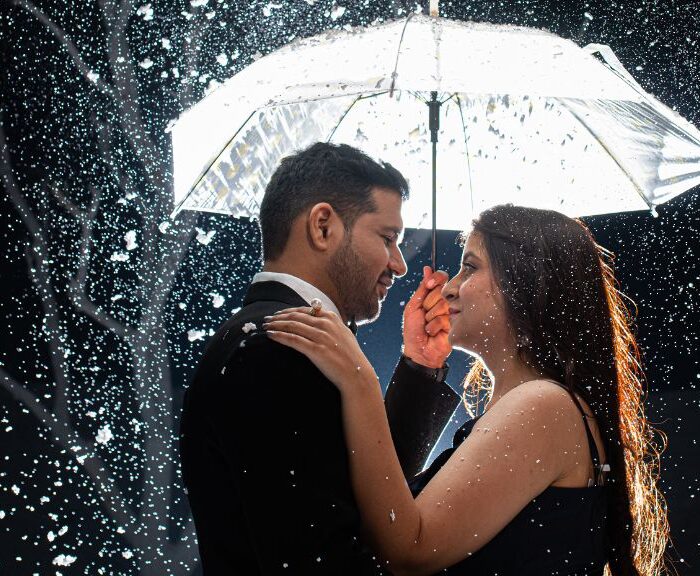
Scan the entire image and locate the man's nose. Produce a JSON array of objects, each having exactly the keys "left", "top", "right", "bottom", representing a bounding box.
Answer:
[{"left": 390, "top": 244, "right": 408, "bottom": 278}]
